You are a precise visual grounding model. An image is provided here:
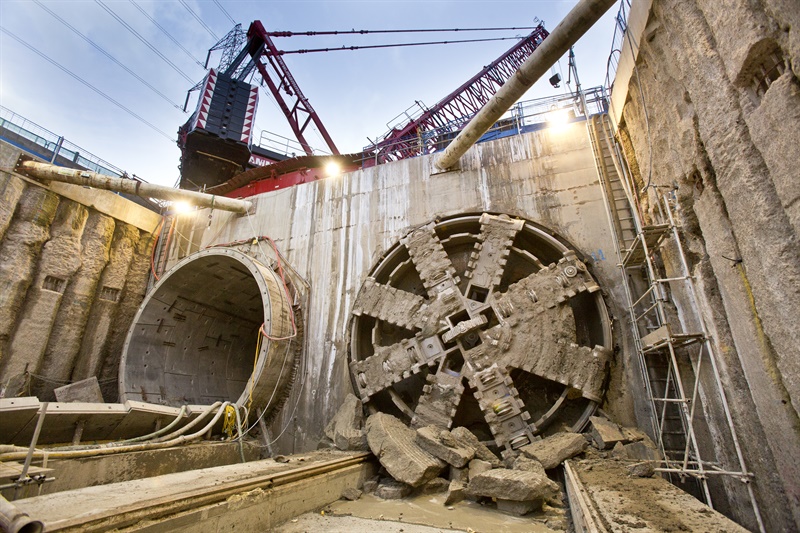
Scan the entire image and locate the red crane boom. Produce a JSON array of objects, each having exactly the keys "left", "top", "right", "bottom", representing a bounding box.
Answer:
[
  {"left": 364, "top": 23, "right": 549, "bottom": 165},
  {"left": 246, "top": 21, "right": 340, "bottom": 157}
]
